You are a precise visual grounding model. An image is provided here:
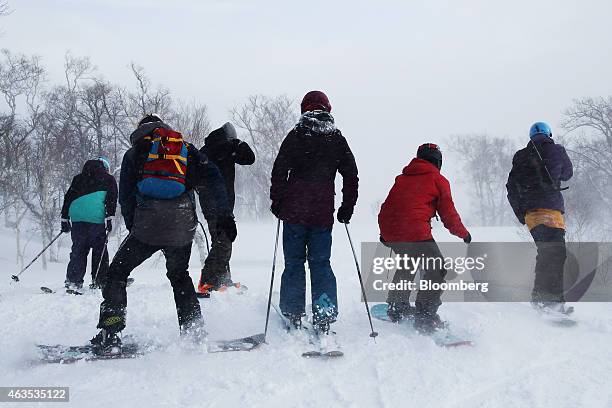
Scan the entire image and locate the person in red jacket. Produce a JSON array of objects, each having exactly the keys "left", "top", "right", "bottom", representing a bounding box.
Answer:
[{"left": 378, "top": 143, "right": 471, "bottom": 333}]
